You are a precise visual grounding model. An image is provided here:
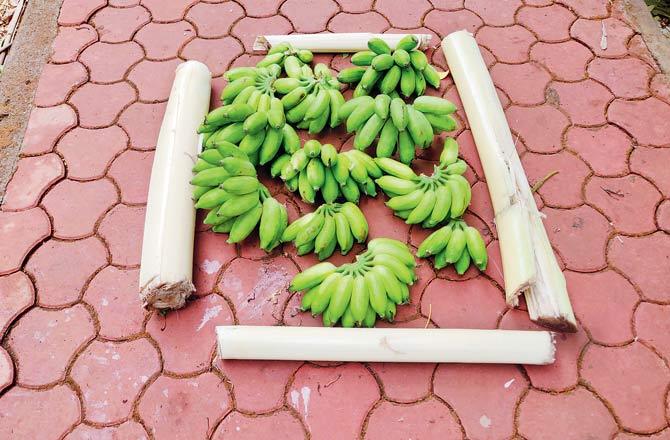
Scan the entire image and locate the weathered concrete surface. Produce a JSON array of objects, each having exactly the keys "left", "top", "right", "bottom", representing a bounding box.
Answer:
[{"left": 0, "top": 0, "right": 62, "bottom": 201}]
